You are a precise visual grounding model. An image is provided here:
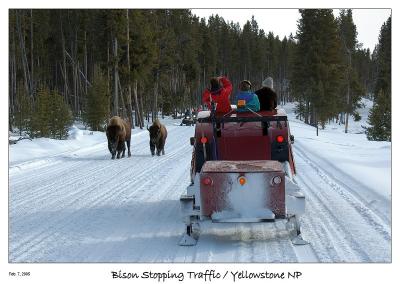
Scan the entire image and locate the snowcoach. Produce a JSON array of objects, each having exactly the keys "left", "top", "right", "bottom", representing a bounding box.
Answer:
[{"left": 179, "top": 102, "right": 307, "bottom": 246}]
